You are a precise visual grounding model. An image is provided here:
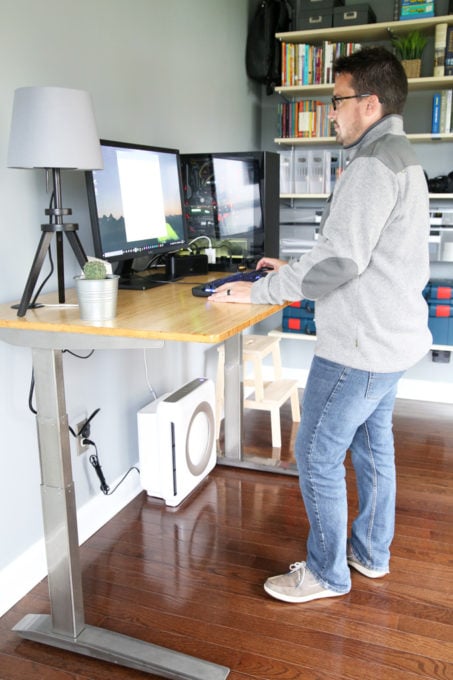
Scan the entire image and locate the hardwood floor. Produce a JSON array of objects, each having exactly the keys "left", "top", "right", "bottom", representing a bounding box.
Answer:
[{"left": 1, "top": 397, "right": 453, "bottom": 680}]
